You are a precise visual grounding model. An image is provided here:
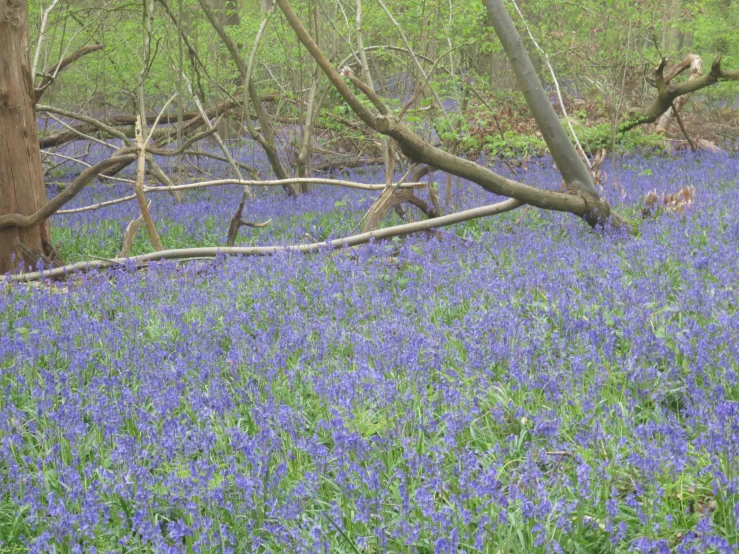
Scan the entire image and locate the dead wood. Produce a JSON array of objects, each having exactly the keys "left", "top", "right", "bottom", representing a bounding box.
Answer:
[
  {"left": 642, "top": 186, "right": 696, "bottom": 217},
  {"left": 118, "top": 210, "right": 147, "bottom": 258},
  {"left": 362, "top": 189, "right": 438, "bottom": 232},
  {"left": 6, "top": 199, "right": 523, "bottom": 282},
  {"left": 226, "top": 197, "right": 272, "bottom": 246},
  {"left": 621, "top": 53, "right": 739, "bottom": 133},
  {"left": 656, "top": 55, "right": 703, "bottom": 134},
  {"left": 133, "top": 118, "right": 163, "bottom": 251}
]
